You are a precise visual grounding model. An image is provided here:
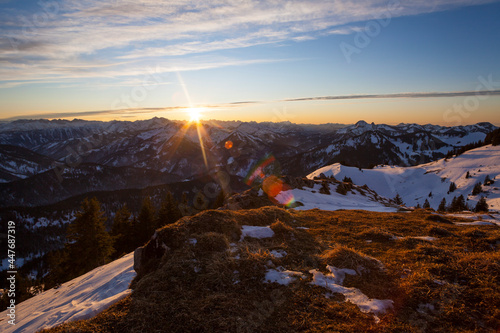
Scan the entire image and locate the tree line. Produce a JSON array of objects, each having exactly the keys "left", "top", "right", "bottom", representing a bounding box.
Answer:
[{"left": 44, "top": 190, "right": 225, "bottom": 289}]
